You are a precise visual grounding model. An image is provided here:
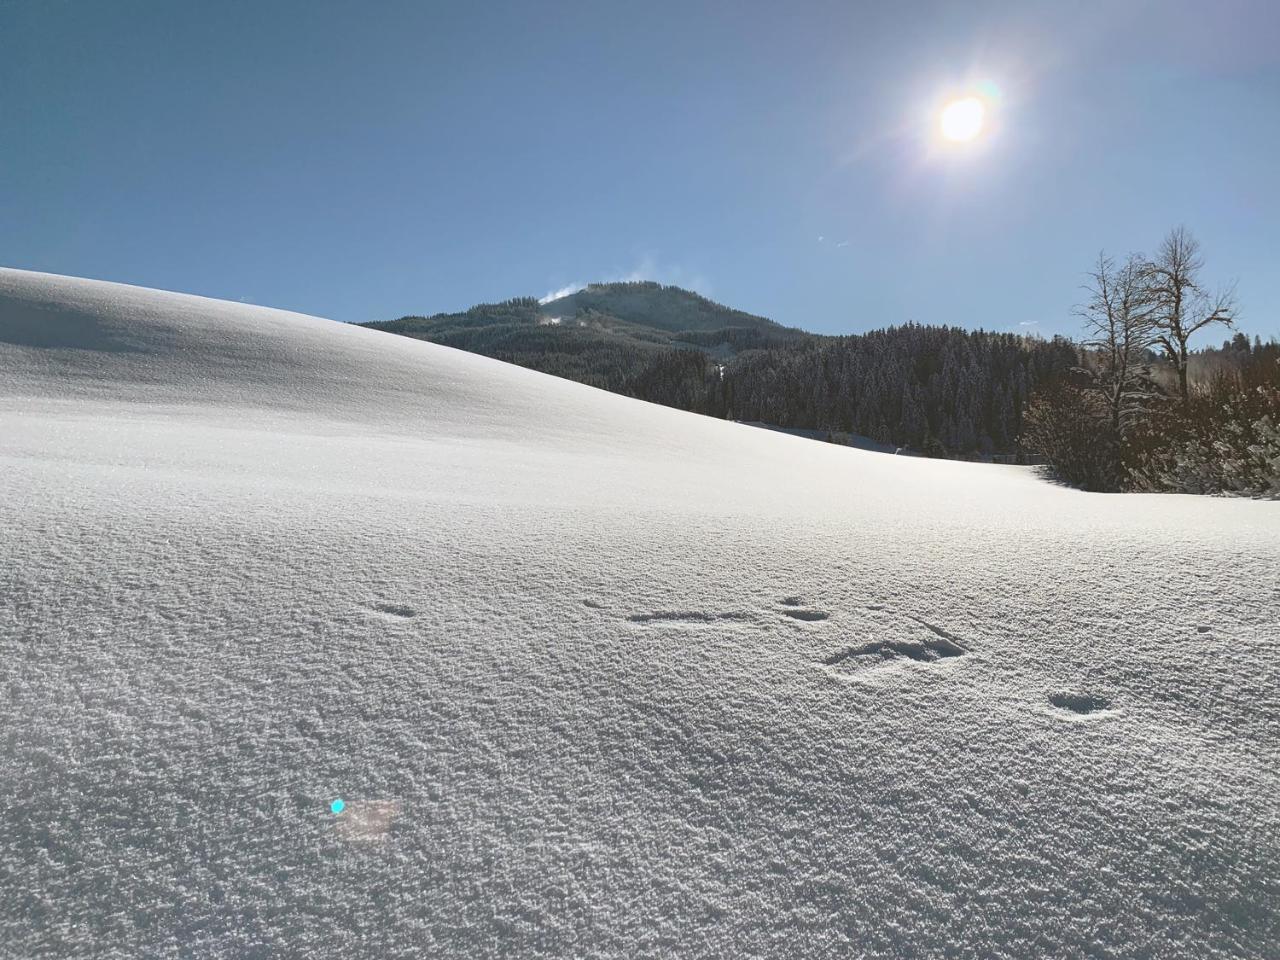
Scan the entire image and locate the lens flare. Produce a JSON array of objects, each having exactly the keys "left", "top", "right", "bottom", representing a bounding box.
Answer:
[
  {"left": 940, "top": 97, "right": 985, "bottom": 142},
  {"left": 330, "top": 798, "right": 345, "bottom": 815}
]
